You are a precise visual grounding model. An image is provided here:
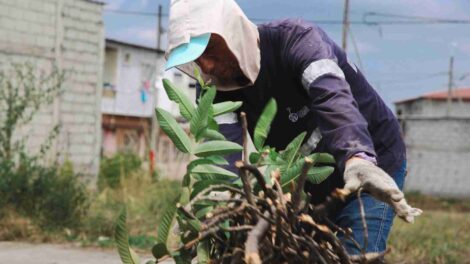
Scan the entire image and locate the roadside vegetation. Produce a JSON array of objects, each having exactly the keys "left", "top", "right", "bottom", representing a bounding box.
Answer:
[{"left": 387, "top": 192, "right": 470, "bottom": 264}]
